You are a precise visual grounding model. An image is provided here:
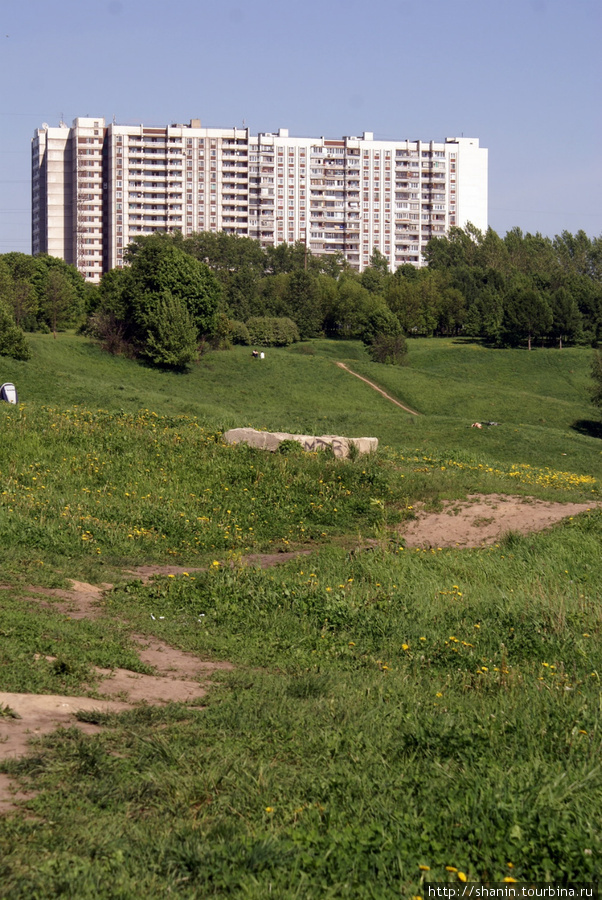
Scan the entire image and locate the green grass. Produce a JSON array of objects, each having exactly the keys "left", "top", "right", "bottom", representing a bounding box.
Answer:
[
  {"left": 0, "top": 334, "right": 601, "bottom": 896},
  {"left": 5, "top": 334, "right": 600, "bottom": 476}
]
